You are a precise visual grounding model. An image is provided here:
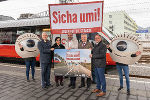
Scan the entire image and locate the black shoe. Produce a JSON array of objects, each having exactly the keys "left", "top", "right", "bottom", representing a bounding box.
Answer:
[
  {"left": 32, "top": 78, "right": 35, "bottom": 81},
  {"left": 127, "top": 90, "right": 130, "bottom": 95},
  {"left": 42, "top": 86, "right": 47, "bottom": 89},
  {"left": 68, "top": 84, "right": 72, "bottom": 87},
  {"left": 86, "top": 87, "right": 90, "bottom": 91},
  {"left": 64, "top": 76, "right": 68, "bottom": 78},
  {"left": 87, "top": 85, "right": 91, "bottom": 89},
  {"left": 78, "top": 85, "right": 85, "bottom": 88},
  {"left": 27, "top": 79, "right": 30, "bottom": 82},
  {"left": 72, "top": 85, "right": 75, "bottom": 89},
  {"left": 56, "top": 83, "right": 59, "bottom": 87},
  {"left": 118, "top": 87, "right": 123, "bottom": 91},
  {"left": 47, "top": 84, "right": 53, "bottom": 88},
  {"left": 60, "top": 82, "right": 63, "bottom": 86}
]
